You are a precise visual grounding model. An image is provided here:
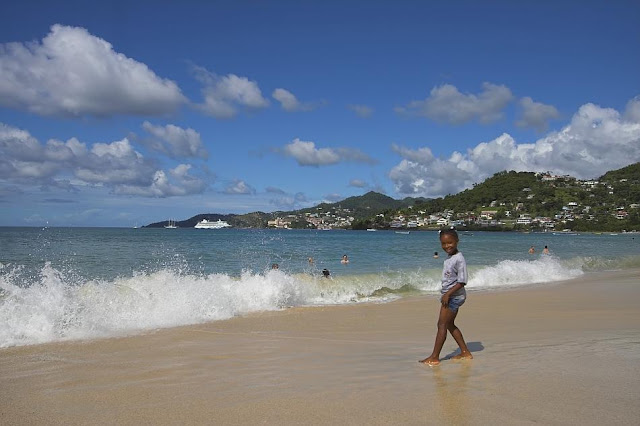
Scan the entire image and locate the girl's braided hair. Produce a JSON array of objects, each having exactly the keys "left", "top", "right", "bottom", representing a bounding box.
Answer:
[{"left": 438, "top": 226, "right": 459, "bottom": 240}]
